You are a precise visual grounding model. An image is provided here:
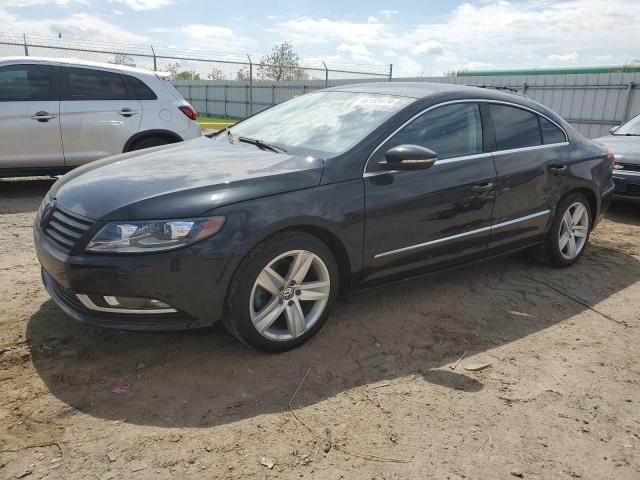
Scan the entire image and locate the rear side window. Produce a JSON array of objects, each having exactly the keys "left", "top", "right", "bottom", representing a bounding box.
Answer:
[
  {"left": 62, "top": 67, "right": 128, "bottom": 101},
  {"left": 126, "top": 75, "right": 157, "bottom": 100},
  {"left": 490, "top": 104, "right": 541, "bottom": 150},
  {"left": 539, "top": 117, "right": 566, "bottom": 144},
  {"left": 385, "top": 103, "right": 483, "bottom": 160},
  {"left": 0, "top": 64, "right": 54, "bottom": 101}
]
